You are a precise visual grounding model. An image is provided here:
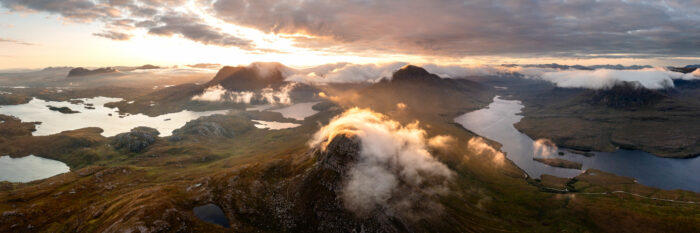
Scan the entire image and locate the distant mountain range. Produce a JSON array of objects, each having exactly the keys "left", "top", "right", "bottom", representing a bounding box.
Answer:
[
  {"left": 503, "top": 63, "right": 653, "bottom": 70},
  {"left": 668, "top": 64, "right": 700, "bottom": 74},
  {"left": 67, "top": 67, "right": 118, "bottom": 77},
  {"left": 66, "top": 65, "right": 162, "bottom": 77}
]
